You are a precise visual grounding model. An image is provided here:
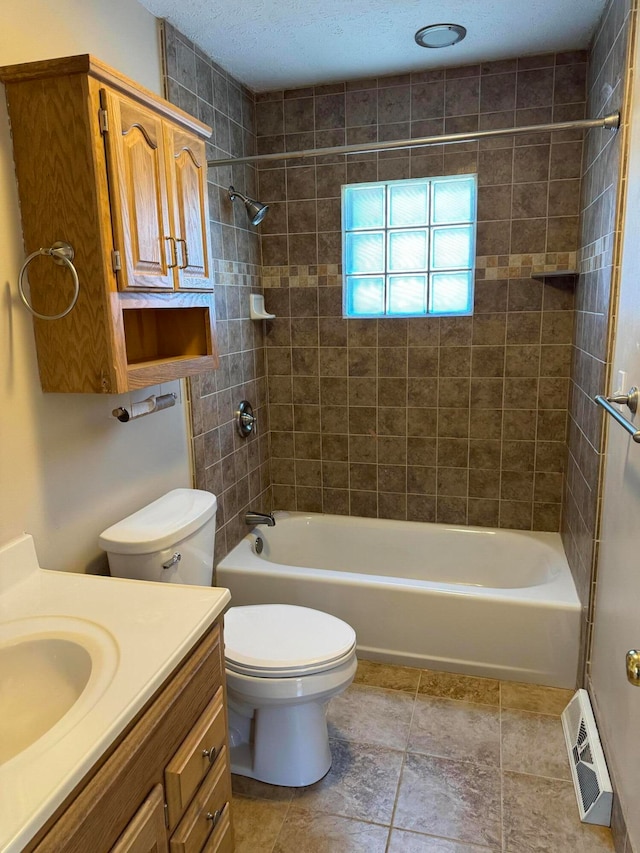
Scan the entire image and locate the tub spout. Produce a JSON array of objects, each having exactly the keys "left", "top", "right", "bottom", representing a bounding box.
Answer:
[{"left": 245, "top": 510, "right": 276, "bottom": 527}]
